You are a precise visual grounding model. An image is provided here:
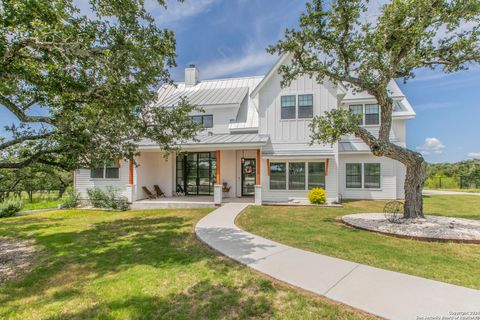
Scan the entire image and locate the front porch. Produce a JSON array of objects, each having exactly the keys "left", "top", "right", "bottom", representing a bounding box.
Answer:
[{"left": 130, "top": 196, "right": 254, "bottom": 210}]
